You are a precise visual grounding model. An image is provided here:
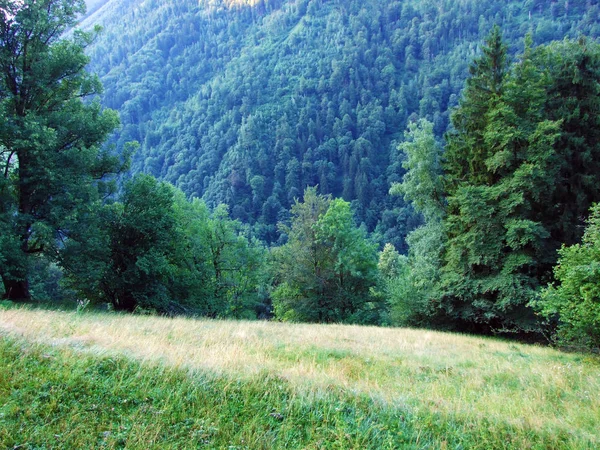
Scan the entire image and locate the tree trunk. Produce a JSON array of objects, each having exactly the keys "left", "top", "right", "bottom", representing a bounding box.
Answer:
[
  {"left": 0, "top": 150, "right": 34, "bottom": 302},
  {"left": 2, "top": 276, "right": 30, "bottom": 301},
  {"left": 1, "top": 228, "right": 32, "bottom": 302}
]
